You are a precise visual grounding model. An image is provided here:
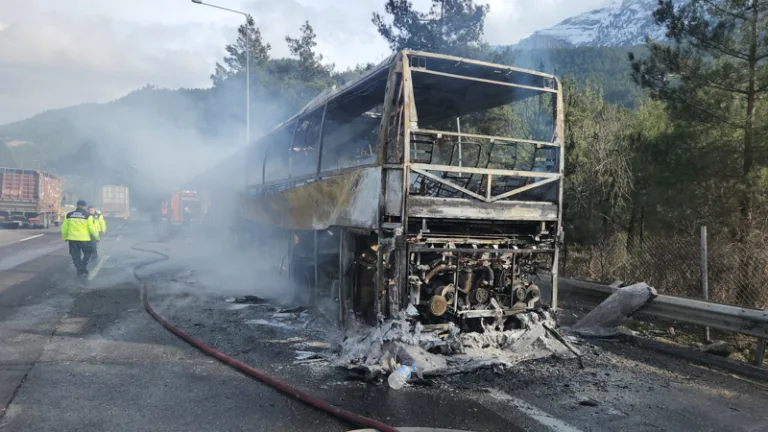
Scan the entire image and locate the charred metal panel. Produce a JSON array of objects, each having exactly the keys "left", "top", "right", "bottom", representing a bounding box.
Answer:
[
  {"left": 240, "top": 167, "right": 381, "bottom": 231},
  {"left": 407, "top": 196, "right": 558, "bottom": 221},
  {"left": 384, "top": 169, "right": 403, "bottom": 216}
]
